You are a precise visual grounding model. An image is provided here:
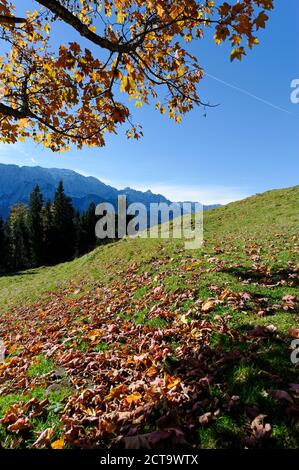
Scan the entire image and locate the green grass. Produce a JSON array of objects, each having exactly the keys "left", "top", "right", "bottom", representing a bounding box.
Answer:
[
  {"left": 27, "top": 355, "right": 54, "bottom": 378},
  {"left": 93, "top": 342, "right": 111, "bottom": 352},
  {"left": 0, "top": 386, "right": 73, "bottom": 448},
  {"left": 0, "top": 185, "right": 297, "bottom": 313},
  {"left": 0, "top": 185, "right": 298, "bottom": 449}
]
